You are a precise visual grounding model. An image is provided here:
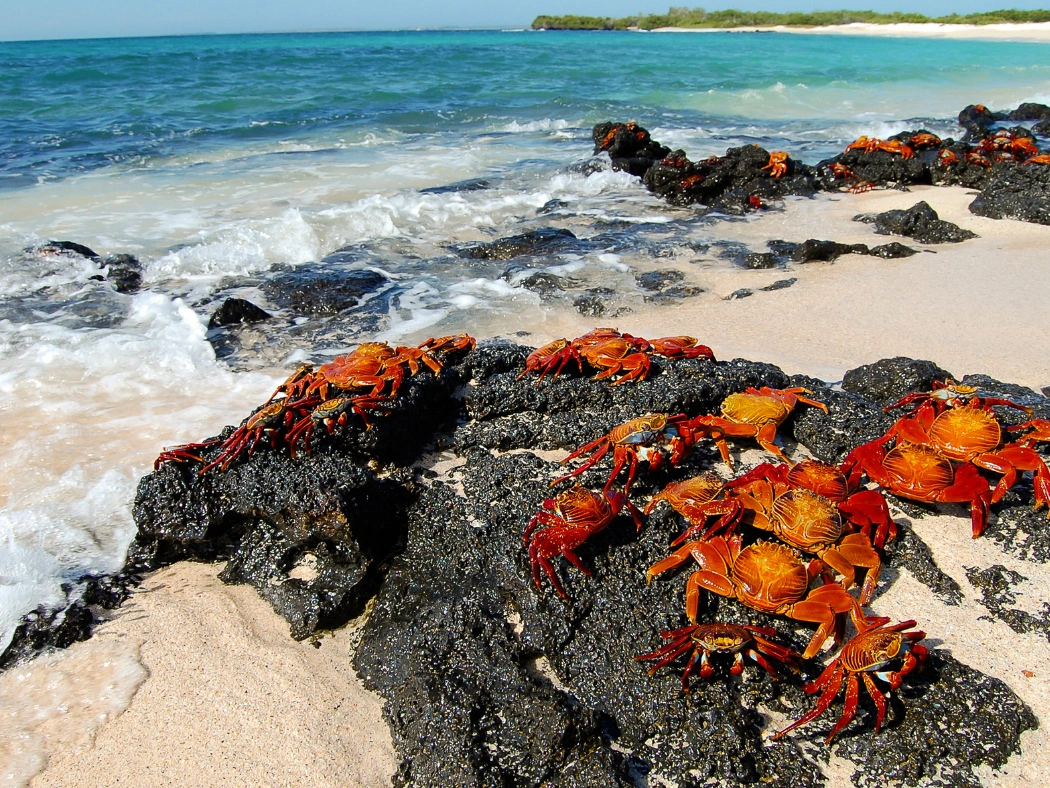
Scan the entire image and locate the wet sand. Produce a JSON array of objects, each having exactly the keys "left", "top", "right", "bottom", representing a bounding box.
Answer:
[
  {"left": 14, "top": 186, "right": 1050, "bottom": 787},
  {"left": 653, "top": 22, "right": 1050, "bottom": 44}
]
